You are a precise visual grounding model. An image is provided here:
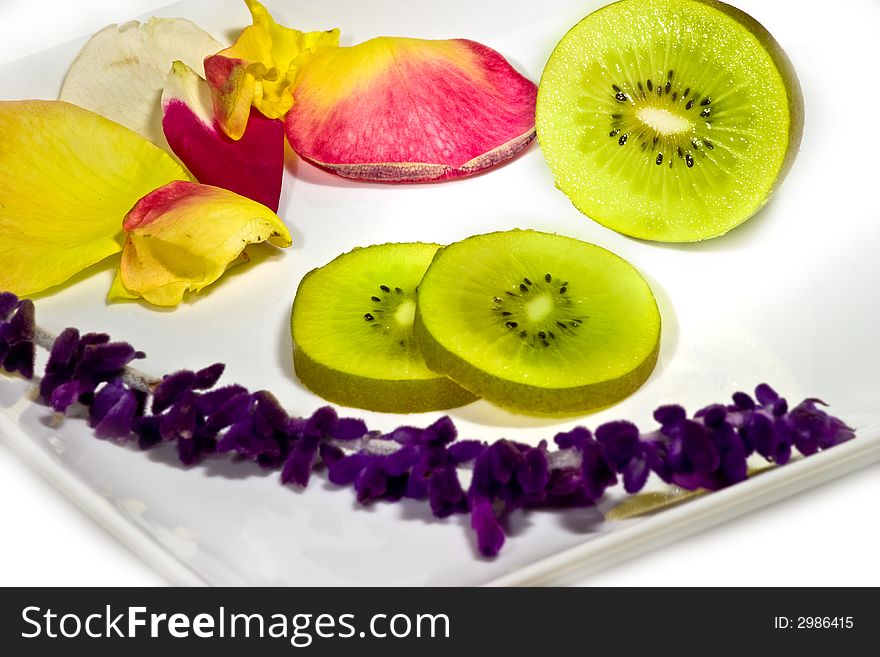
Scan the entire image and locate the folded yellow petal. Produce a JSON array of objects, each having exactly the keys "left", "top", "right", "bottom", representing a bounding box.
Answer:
[
  {"left": 113, "top": 180, "right": 291, "bottom": 307},
  {"left": 204, "top": 0, "right": 339, "bottom": 139},
  {"left": 0, "top": 100, "right": 189, "bottom": 297}
]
